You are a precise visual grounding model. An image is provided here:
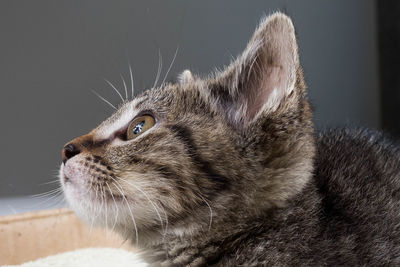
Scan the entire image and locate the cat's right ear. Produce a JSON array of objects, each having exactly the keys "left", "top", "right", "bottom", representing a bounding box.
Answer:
[{"left": 208, "top": 12, "right": 300, "bottom": 128}]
